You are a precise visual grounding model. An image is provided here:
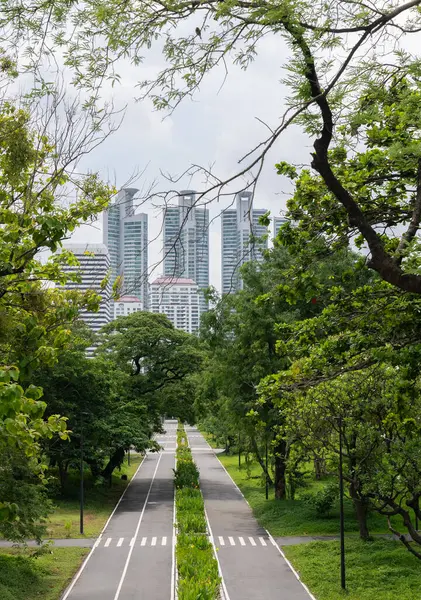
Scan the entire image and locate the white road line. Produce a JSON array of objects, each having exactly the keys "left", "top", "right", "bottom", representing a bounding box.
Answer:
[
  {"left": 270, "top": 537, "right": 277, "bottom": 546},
  {"left": 238, "top": 537, "right": 246, "bottom": 546},
  {"left": 203, "top": 507, "right": 230, "bottom": 600},
  {"left": 62, "top": 453, "right": 147, "bottom": 600},
  {"left": 228, "top": 537, "right": 235, "bottom": 546},
  {"left": 162, "top": 536, "right": 167, "bottom": 546},
  {"left": 113, "top": 453, "right": 163, "bottom": 600},
  {"left": 130, "top": 538, "right": 135, "bottom": 547},
  {"left": 105, "top": 538, "right": 112, "bottom": 547},
  {"left": 212, "top": 445, "right": 316, "bottom": 600},
  {"left": 259, "top": 537, "right": 267, "bottom": 546},
  {"left": 171, "top": 451, "right": 176, "bottom": 600},
  {"left": 151, "top": 536, "right": 157, "bottom": 546},
  {"left": 141, "top": 537, "right": 147, "bottom": 547},
  {"left": 218, "top": 536, "right": 225, "bottom": 546},
  {"left": 117, "top": 538, "right": 124, "bottom": 547},
  {"left": 249, "top": 537, "right": 256, "bottom": 546}
]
